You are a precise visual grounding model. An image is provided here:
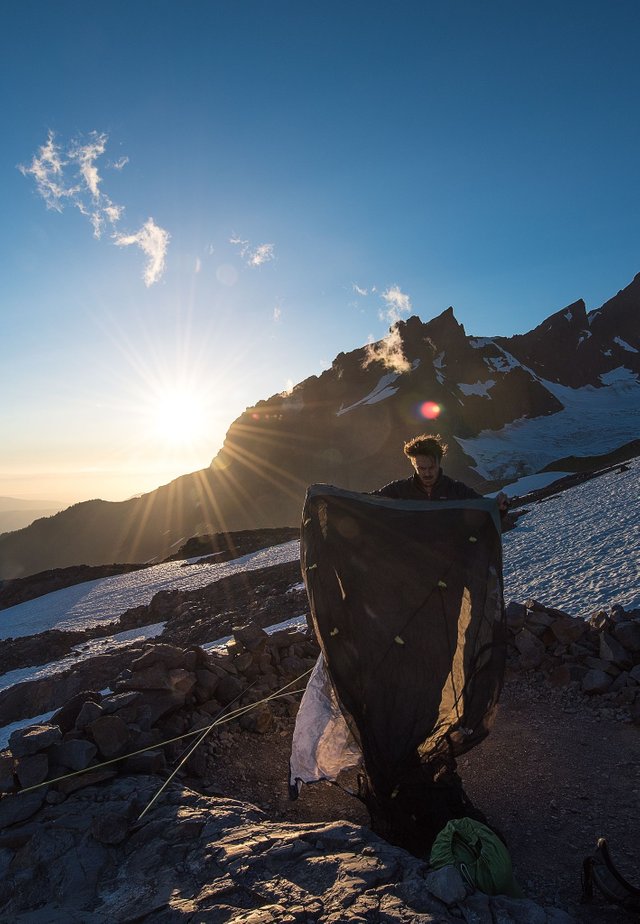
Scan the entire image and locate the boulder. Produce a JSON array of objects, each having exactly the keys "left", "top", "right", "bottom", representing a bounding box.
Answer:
[
  {"left": 584, "top": 656, "right": 619, "bottom": 676},
  {"left": 514, "top": 629, "right": 546, "bottom": 670},
  {"left": 8, "top": 724, "right": 61, "bottom": 759},
  {"left": 135, "top": 689, "right": 186, "bottom": 725},
  {"left": 505, "top": 601, "right": 526, "bottom": 630},
  {"left": 216, "top": 673, "right": 245, "bottom": 705},
  {"left": 589, "top": 610, "right": 610, "bottom": 630},
  {"left": 582, "top": 669, "right": 612, "bottom": 694},
  {"left": 117, "top": 663, "right": 173, "bottom": 691},
  {"left": 613, "top": 620, "right": 640, "bottom": 654},
  {"left": 75, "top": 701, "right": 104, "bottom": 729},
  {"left": 0, "top": 756, "right": 15, "bottom": 792},
  {"left": 0, "top": 789, "right": 45, "bottom": 829},
  {"left": 101, "top": 692, "right": 142, "bottom": 715},
  {"left": 423, "top": 865, "right": 467, "bottom": 904},
  {"left": 53, "top": 739, "right": 98, "bottom": 772},
  {"left": 630, "top": 665, "right": 640, "bottom": 684},
  {"left": 89, "top": 715, "right": 130, "bottom": 758},
  {"left": 195, "top": 668, "right": 220, "bottom": 698},
  {"left": 168, "top": 668, "right": 197, "bottom": 694},
  {"left": 233, "top": 651, "right": 254, "bottom": 673},
  {"left": 525, "top": 610, "right": 555, "bottom": 633},
  {"left": 15, "top": 753, "right": 49, "bottom": 789},
  {"left": 599, "top": 633, "right": 632, "bottom": 669},
  {"left": 550, "top": 615, "right": 585, "bottom": 646},
  {"left": 131, "top": 643, "right": 186, "bottom": 671},
  {"left": 50, "top": 690, "right": 102, "bottom": 733},
  {"left": 279, "top": 655, "right": 309, "bottom": 678},
  {"left": 233, "top": 624, "right": 269, "bottom": 652}
]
